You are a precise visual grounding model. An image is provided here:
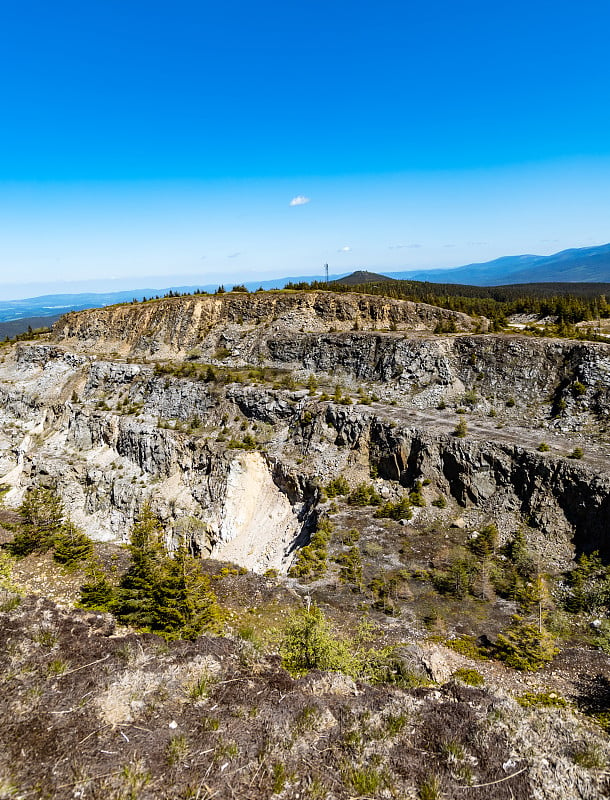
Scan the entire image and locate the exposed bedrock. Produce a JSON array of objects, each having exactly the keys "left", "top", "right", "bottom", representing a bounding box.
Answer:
[
  {"left": 267, "top": 332, "right": 610, "bottom": 413},
  {"left": 324, "top": 405, "right": 610, "bottom": 562},
  {"left": 31, "top": 409, "right": 317, "bottom": 573},
  {"left": 52, "top": 291, "right": 483, "bottom": 358},
  {"left": 52, "top": 293, "right": 610, "bottom": 416},
  {"left": 3, "top": 332, "right": 610, "bottom": 570}
]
